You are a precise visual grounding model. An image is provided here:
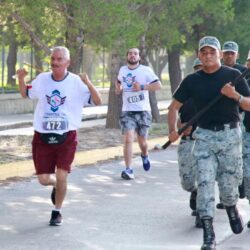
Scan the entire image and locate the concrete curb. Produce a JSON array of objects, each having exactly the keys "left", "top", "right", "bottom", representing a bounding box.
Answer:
[{"left": 0, "top": 137, "right": 171, "bottom": 181}]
